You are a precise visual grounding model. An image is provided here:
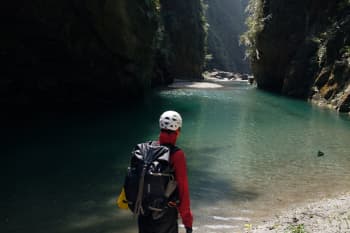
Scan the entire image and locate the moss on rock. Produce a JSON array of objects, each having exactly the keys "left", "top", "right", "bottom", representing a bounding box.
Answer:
[{"left": 242, "top": 0, "right": 350, "bottom": 112}]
